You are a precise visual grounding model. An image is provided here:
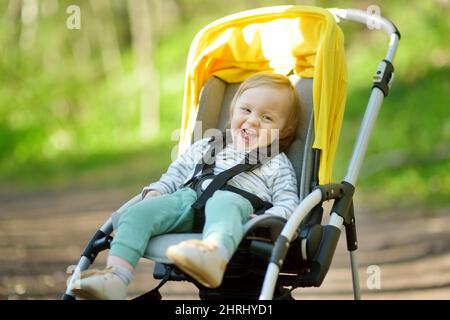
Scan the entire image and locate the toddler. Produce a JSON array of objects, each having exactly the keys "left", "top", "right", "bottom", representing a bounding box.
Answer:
[{"left": 70, "top": 73, "right": 300, "bottom": 299}]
